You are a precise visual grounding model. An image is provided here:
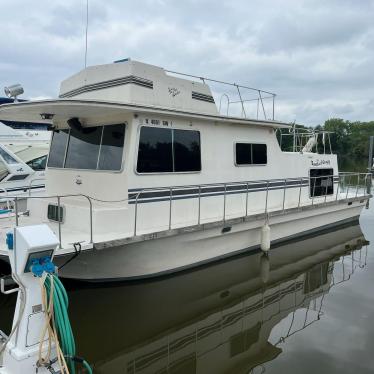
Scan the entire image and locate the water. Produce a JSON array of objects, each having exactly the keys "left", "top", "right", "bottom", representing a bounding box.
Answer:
[{"left": 1, "top": 206, "right": 374, "bottom": 373}]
